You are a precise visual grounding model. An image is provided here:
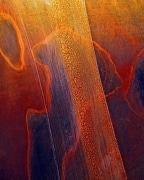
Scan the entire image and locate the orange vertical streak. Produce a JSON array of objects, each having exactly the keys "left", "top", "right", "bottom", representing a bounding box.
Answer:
[{"left": 55, "top": 30, "right": 126, "bottom": 179}]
